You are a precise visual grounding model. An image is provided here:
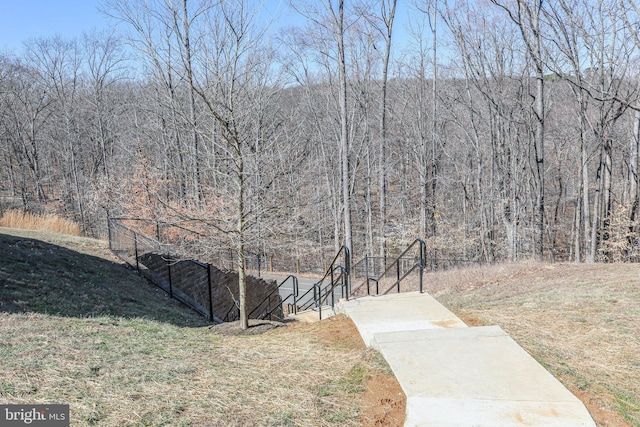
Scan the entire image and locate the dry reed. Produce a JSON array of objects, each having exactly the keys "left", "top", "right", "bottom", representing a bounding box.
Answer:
[{"left": 0, "top": 210, "right": 81, "bottom": 236}]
